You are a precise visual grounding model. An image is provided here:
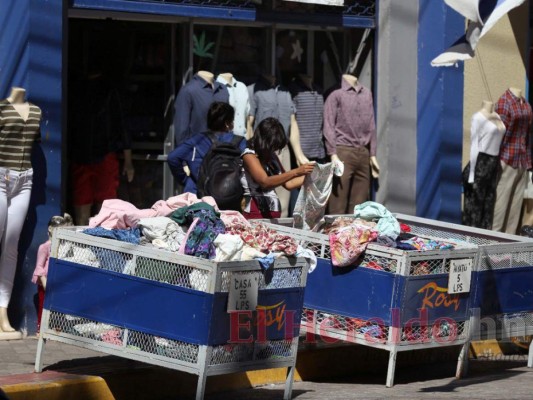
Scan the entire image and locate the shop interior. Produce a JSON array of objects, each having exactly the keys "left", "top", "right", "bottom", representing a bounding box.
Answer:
[{"left": 66, "top": 15, "right": 373, "bottom": 214}]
